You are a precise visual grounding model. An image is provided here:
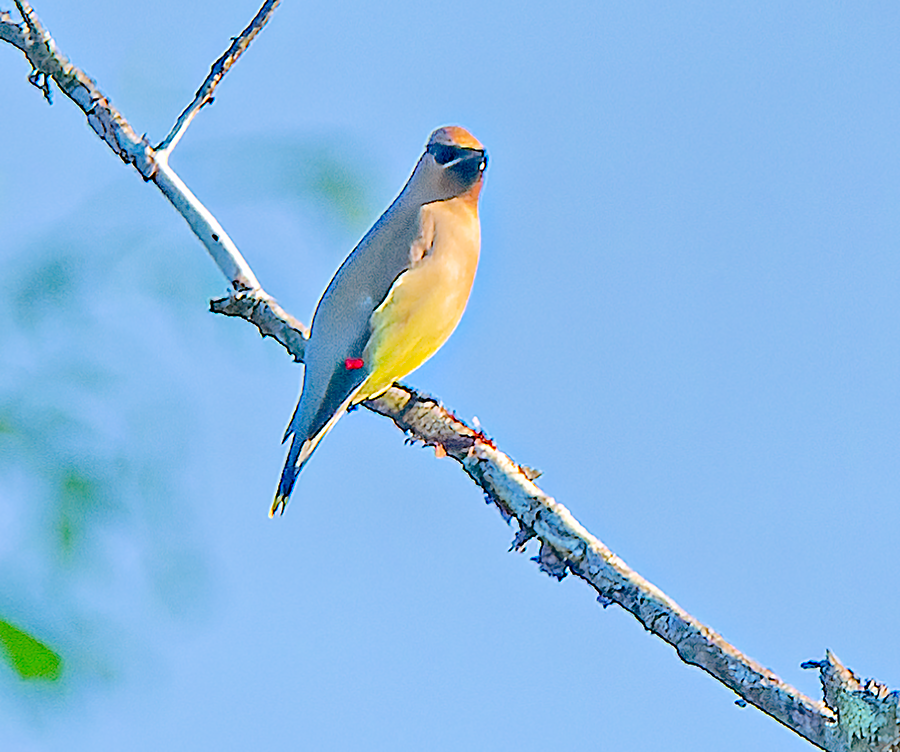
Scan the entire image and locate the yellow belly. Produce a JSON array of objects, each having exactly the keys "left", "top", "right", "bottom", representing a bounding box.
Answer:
[{"left": 356, "top": 198, "right": 480, "bottom": 401}]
